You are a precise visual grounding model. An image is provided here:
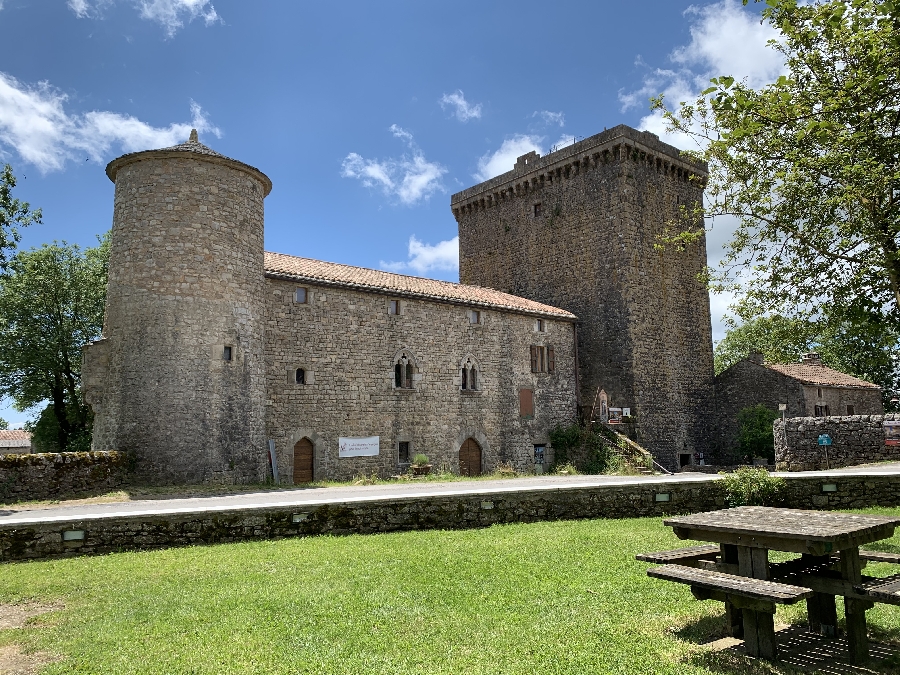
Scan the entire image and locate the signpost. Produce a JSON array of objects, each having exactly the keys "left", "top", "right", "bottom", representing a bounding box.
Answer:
[{"left": 818, "top": 434, "right": 832, "bottom": 470}]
